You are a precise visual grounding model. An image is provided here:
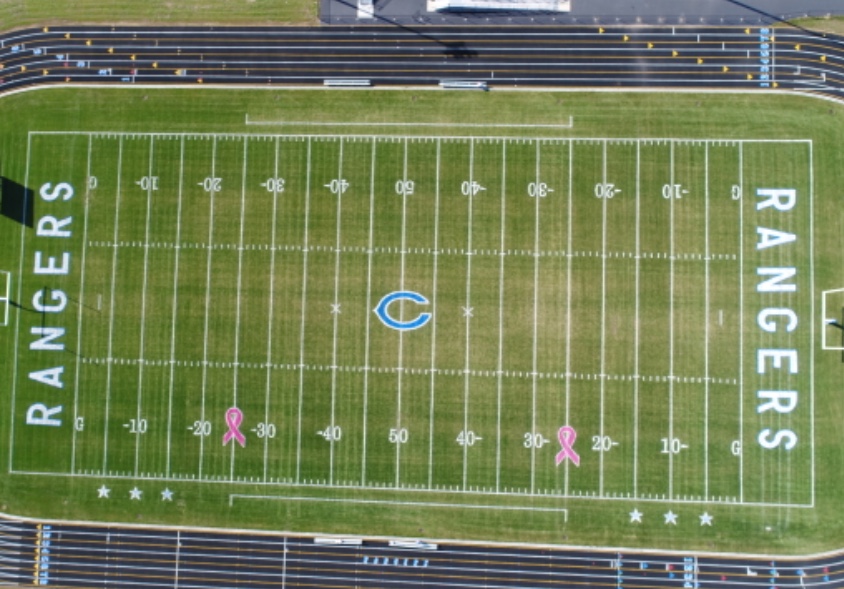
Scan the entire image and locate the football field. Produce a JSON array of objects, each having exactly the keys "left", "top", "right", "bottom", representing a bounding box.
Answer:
[{"left": 8, "top": 129, "right": 815, "bottom": 512}]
